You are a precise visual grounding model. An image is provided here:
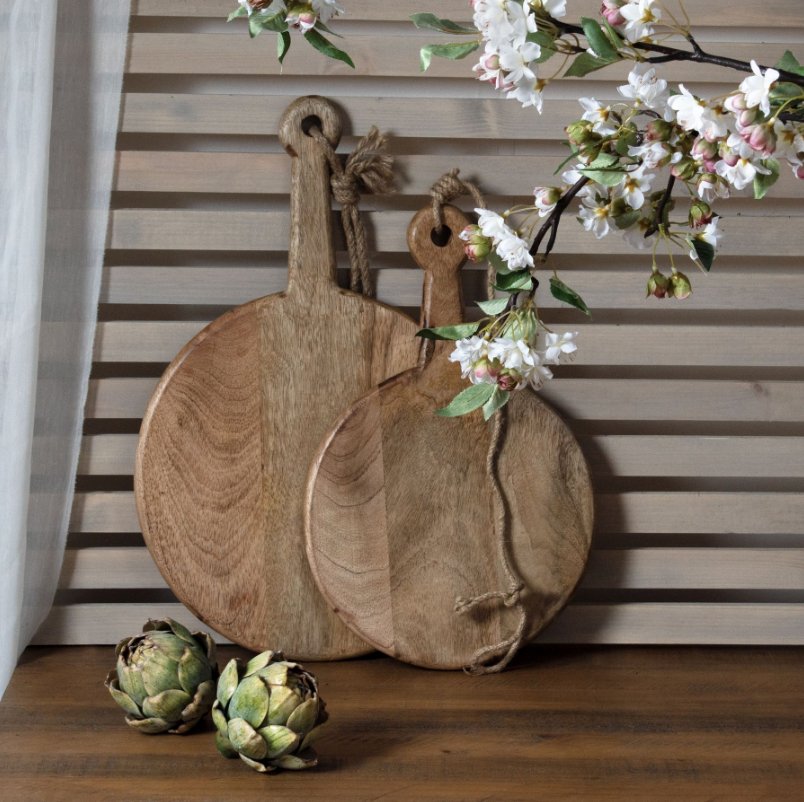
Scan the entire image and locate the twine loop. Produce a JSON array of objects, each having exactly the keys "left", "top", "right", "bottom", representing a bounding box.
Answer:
[{"left": 309, "top": 126, "right": 396, "bottom": 298}]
